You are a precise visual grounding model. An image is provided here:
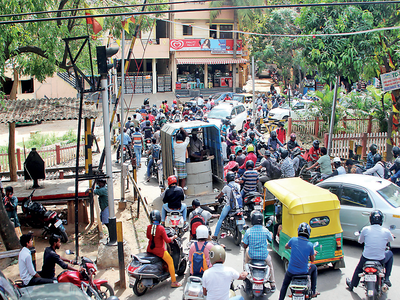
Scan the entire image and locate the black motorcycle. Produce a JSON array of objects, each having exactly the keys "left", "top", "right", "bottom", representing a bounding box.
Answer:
[
  {"left": 127, "top": 227, "right": 187, "bottom": 296},
  {"left": 216, "top": 197, "right": 245, "bottom": 246},
  {"left": 21, "top": 190, "right": 68, "bottom": 243},
  {"left": 243, "top": 191, "right": 264, "bottom": 218}
]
